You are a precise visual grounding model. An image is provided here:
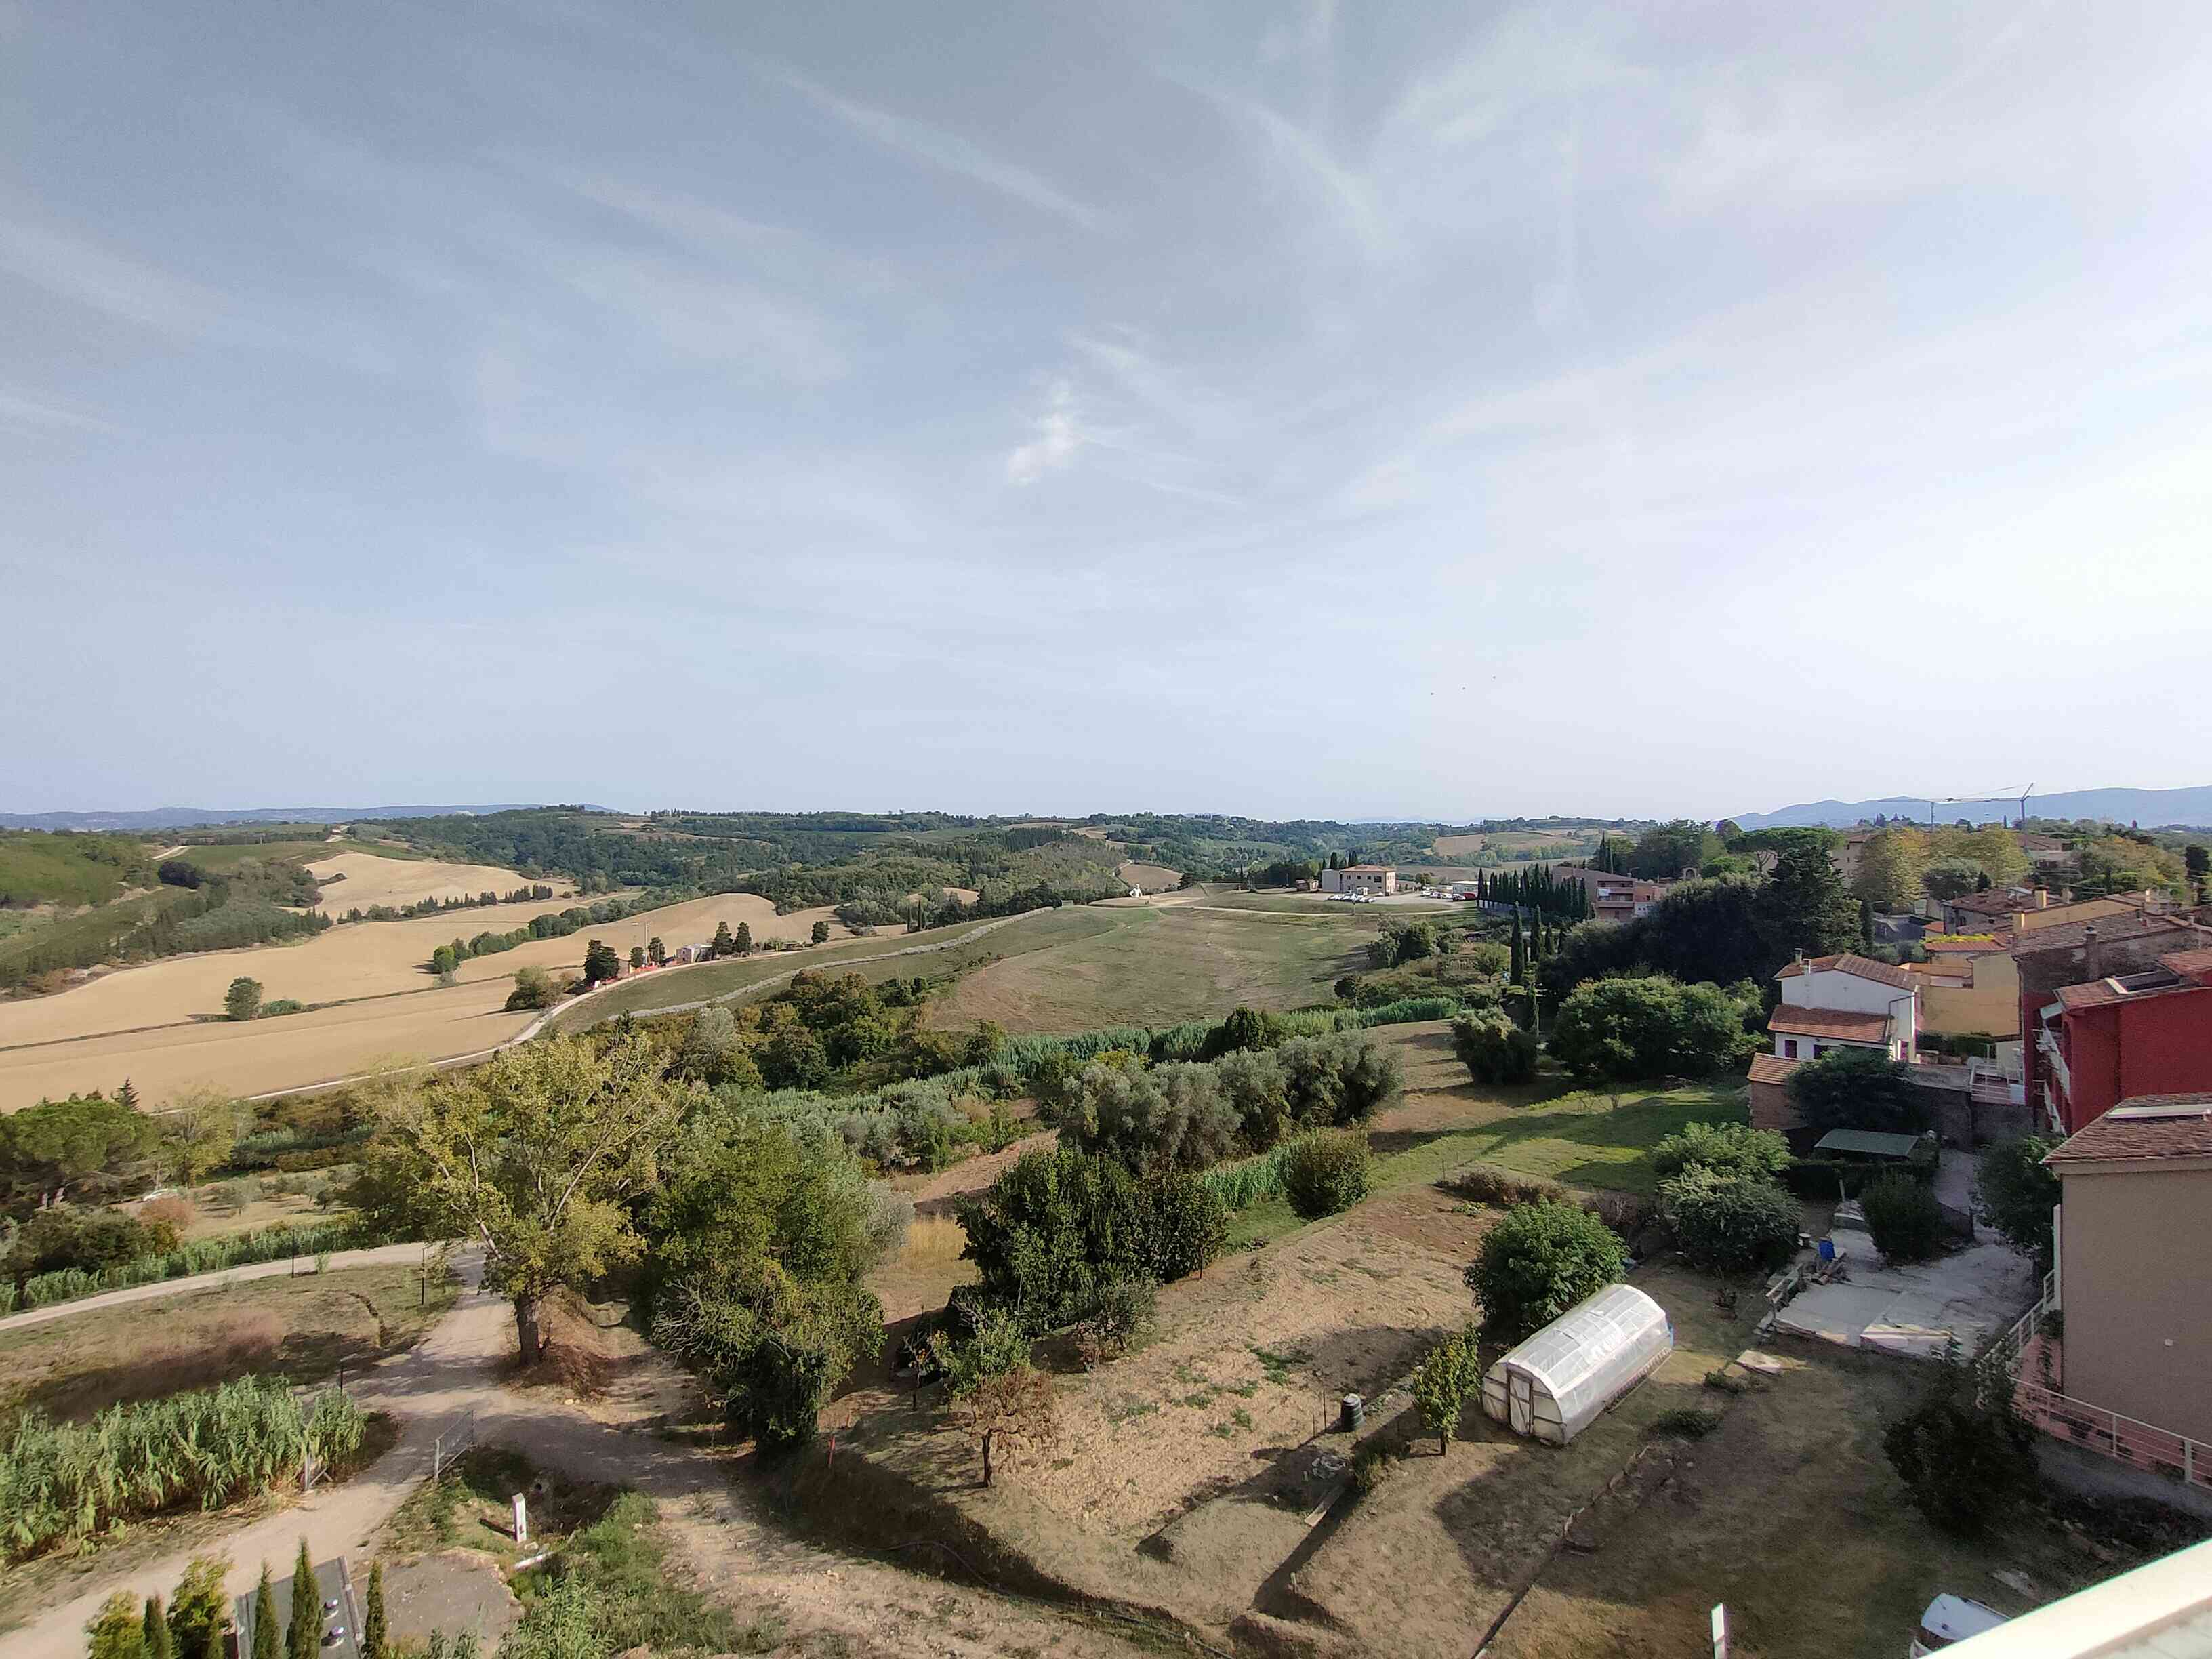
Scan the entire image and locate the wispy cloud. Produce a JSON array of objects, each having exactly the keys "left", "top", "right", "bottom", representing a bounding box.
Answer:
[
  {"left": 0, "top": 387, "right": 119, "bottom": 436},
  {"left": 0, "top": 219, "right": 220, "bottom": 338},
  {"left": 776, "top": 67, "right": 1107, "bottom": 232},
  {"left": 1005, "top": 380, "right": 1084, "bottom": 485},
  {"left": 1172, "top": 74, "right": 1399, "bottom": 264}
]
